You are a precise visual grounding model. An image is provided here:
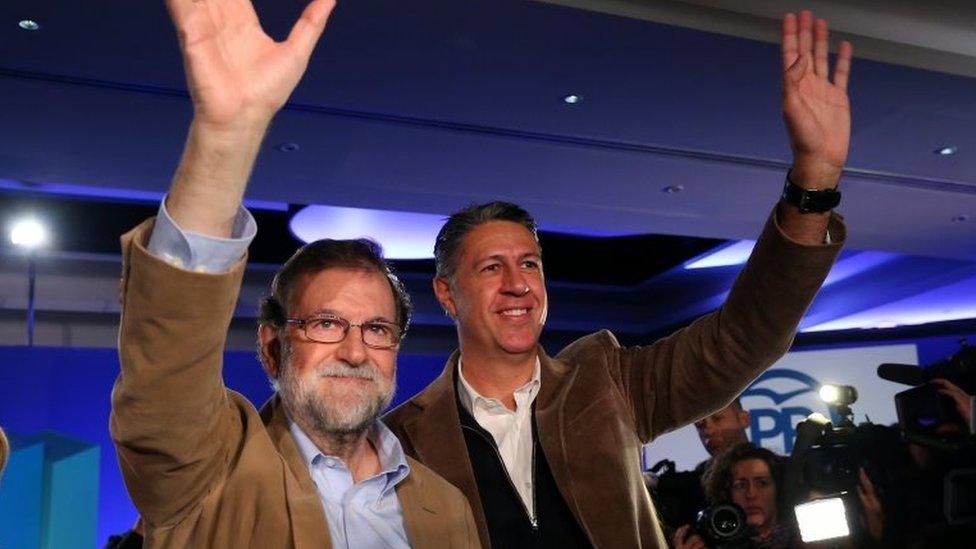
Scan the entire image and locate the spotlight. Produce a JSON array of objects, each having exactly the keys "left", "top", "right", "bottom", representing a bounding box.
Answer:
[
  {"left": 818, "top": 384, "right": 857, "bottom": 407},
  {"left": 794, "top": 496, "right": 851, "bottom": 542},
  {"left": 10, "top": 218, "right": 49, "bottom": 249}
]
